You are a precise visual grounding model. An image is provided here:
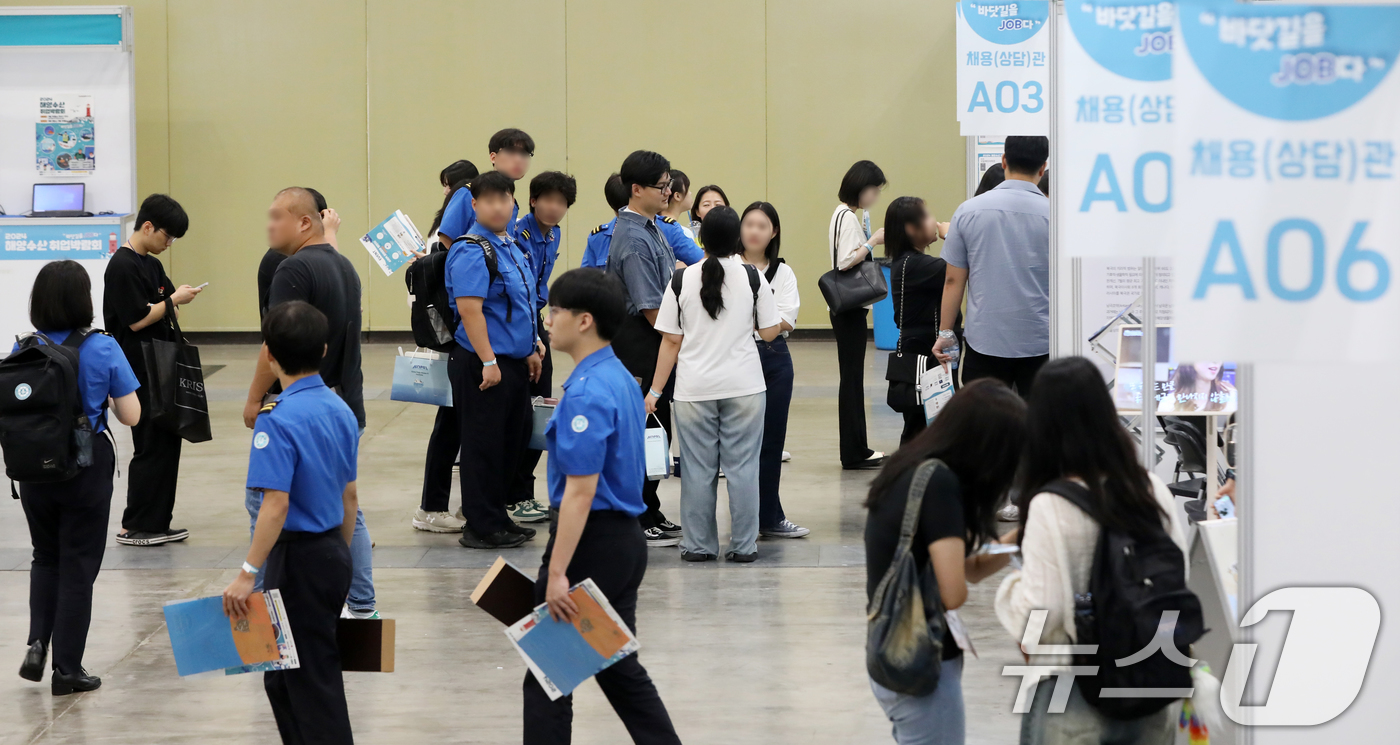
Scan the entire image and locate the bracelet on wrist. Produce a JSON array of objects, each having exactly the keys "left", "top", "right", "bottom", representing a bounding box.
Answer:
[
  {"left": 649, "top": 387, "right": 662, "bottom": 399},
  {"left": 242, "top": 561, "right": 259, "bottom": 576},
  {"left": 482, "top": 358, "right": 498, "bottom": 367}
]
